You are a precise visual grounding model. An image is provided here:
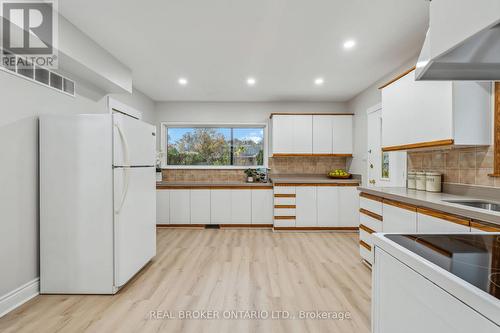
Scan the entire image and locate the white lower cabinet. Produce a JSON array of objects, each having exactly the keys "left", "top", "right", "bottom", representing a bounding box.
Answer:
[
  {"left": 170, "top": 190, "right": 191, "bottom": 224},
  {"left": 338, "top": 187, "right": 359, "bottom": 227},
  {"left": 251, "top": 189, "right": 273, "bottom": 224},
  {"left": 156, "top": 189, "right": 170, "bottom": 224},
  {"left": 317, "top": 187, "right": 339, "bottom": 227},
  {"left": 417, "top": 209, "right": 470, "bottom": 233},
  {"left": 373, "top": 249, "right": 498, "bottom": 333},
  {"left": 383, "top": 201, "right": 417, "bottom": 233},
  {"left": 276, "top": 185, "right": 359, "bottom": 228},
  {"left": 210, "top": 190, "right": 232, "bottom": 224},
  {"left": 231, "top": 190, "right": 252, "bottom": 224},
  {"left": 190, "top": 190, "right": 211, "bottom": 224},
  {"left": 295, "top": 187, "right": 317, "bottom": 227}
]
